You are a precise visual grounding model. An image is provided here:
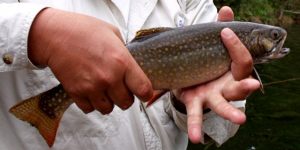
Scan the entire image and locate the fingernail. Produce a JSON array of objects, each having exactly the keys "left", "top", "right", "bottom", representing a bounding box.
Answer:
[
  {"left": 222, "top": 28, "right": 234, "bottom": 39},
  {"left": 190, "top": 127, "right": 201, "bottom": 143}
]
